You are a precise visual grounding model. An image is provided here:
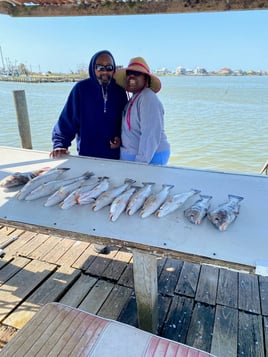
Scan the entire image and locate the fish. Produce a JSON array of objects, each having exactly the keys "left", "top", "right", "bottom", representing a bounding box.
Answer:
[
  {"left": 92, "top": 178, "right": 136, "bottom": 212},
  {"left": 109, "top": 187, "right": 137, "bottom": 222},
  {"left": 60, "top": 178, "right": 101, "bottom": 209},
  {"left": 17, "top": 167, "right": 70, "bottom": 200},
  {"left": 140, "top": 184, "right": 174, "bottom": 218},
  {"left": 24, "top": 171, "right": 93, "bottom": 201},
  {"left": 184, "top": 195, "right": 213, "bottom": 224},
  {"left": 155, "top": 189, "right": 201, "bottom": 218},
  {"left": 207, "top": 194, "right": 244, "bottom": 231},
  {"left": 77, "top": 177, "right": 110, "bottom": 205},
  {"left": 44, "top": 171, "right": 95, "bottom": 207},
  {"left": 0, "top": 167, "right": 51, "bottom": 188},
  {"left": 126, "top": 182, "right": 155, "bottom": 216}
]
